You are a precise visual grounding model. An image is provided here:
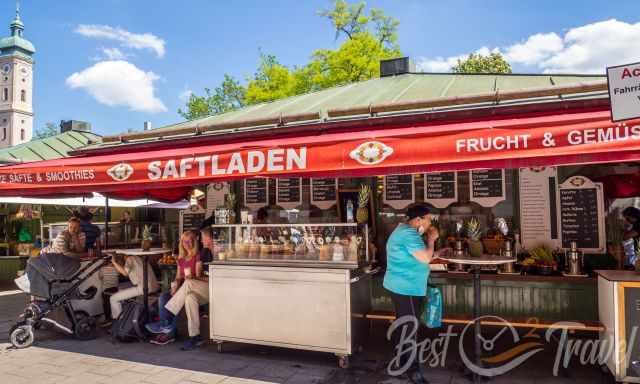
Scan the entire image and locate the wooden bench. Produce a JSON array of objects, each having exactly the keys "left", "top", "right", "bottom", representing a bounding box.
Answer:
[{"left": 364, "top": 311, "right": 604, "bottom": 332}]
